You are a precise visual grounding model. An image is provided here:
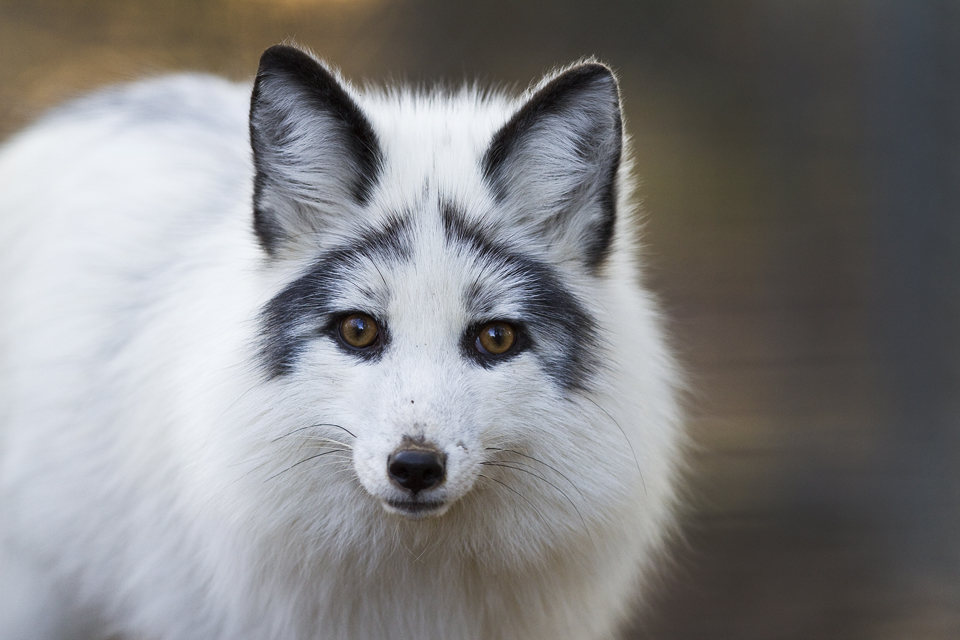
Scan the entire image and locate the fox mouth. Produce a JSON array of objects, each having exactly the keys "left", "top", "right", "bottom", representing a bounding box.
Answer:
[{"left": 383, "top": 498, "right": 448, "bottom": 519}]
